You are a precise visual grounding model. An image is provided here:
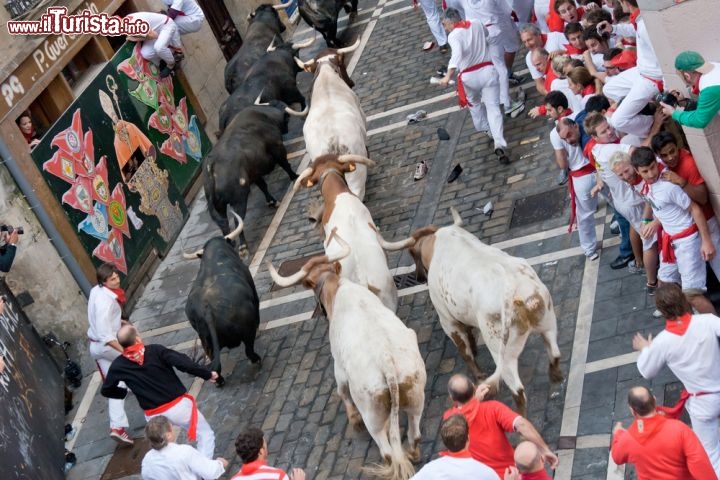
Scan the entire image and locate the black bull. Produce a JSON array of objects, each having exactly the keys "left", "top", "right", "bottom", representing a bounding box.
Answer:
[
  {"left": 204, "top": 103, "right": 298, "bottom": 257},
  {"left": 224, "top": 4, "right": 286, "bottom": 94},
  {"left": 219, "top": 43, "right": 306, "bottom": 134},
  {"left": 185, "top": 237, "right": 261, "bottom": 385},
  {"left": 297, "top": 0, "right": 358, "bottom": 47}
]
